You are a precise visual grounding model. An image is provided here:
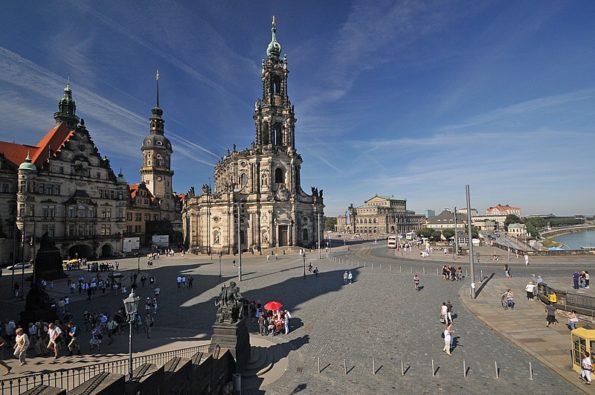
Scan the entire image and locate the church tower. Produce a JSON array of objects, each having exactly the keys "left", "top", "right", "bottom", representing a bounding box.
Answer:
[
  {"left": 253, "top": 16, "right": 296, "bottom": 153},
  {"left": 140, "top": 72, "right": 174, "bottom": 207}
]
